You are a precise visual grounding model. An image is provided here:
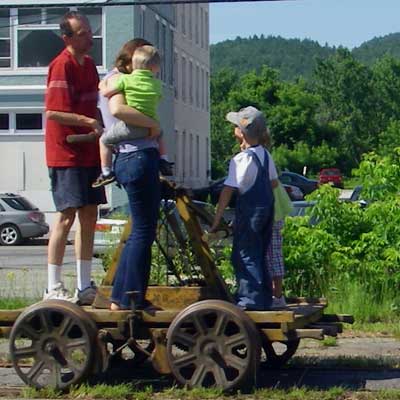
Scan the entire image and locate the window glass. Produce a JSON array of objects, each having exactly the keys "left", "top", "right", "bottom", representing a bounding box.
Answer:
[
  {"left": 2, "top": 197, "right": 37, "bottom": 211},
  {"left": 18, "top": 30, "right": 63, "bottom": 67},
  {"left": 0, "top": 114, "right": 9, "bottom": 130},
  {"left": 78, "top": 8, "right": 102, "bottom": 36},
  {"left": 0, "top": 40, "right": 10, "bottom": 58},
  {"left": 16, "top": 113, "right": 42, "bottom": 130},
  {"left": 46, "top": 8, "right": 69, "bottom": 25},
  {"left": 0, "top": 9, "right": 10, "bottom": 37},
  {"left": 88, "top": 37, "right": 102, "bottom": 66},
  {"left": 18, "top": 8, "right": 42, "bottom": 25}
]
